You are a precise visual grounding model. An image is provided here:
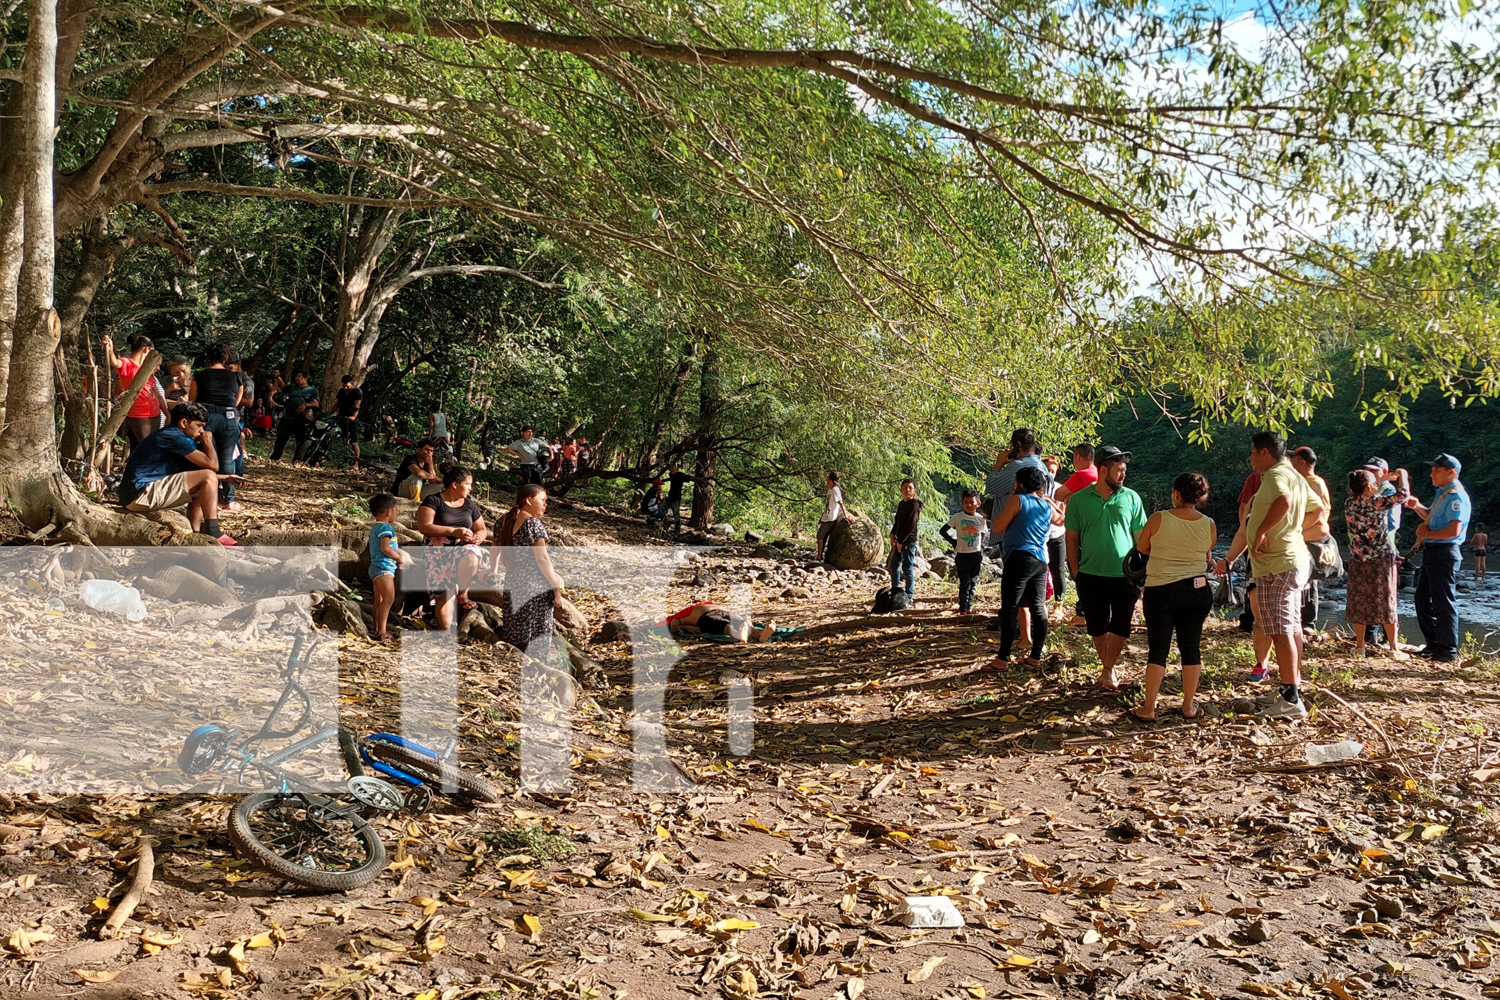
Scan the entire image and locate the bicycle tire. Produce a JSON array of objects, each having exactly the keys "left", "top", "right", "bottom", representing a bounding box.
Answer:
[
  {"left": 361, "top": 740, "right": 503, "bottom": 802},
  {"left": 228, "top": 793, "right": 387, "bottom": 891},
  {"left": 337, "top": 730, "right": 364, "bottom": 778}
]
